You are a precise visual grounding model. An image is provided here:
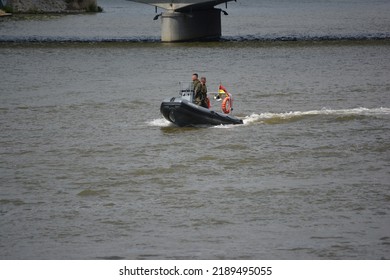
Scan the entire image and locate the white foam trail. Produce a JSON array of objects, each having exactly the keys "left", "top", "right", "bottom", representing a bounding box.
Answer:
[
  {"left": 147, "top": 118, "right": 172, "bottom": 127},
  {"left": 147, "top": 108, "right": 390, "bottom": 128},
  {"left": 243, "top": 107, "right": 390, "bottom": 125},
  {"left": 213, "top": 124, "right": 237, "bottom": 129}
]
